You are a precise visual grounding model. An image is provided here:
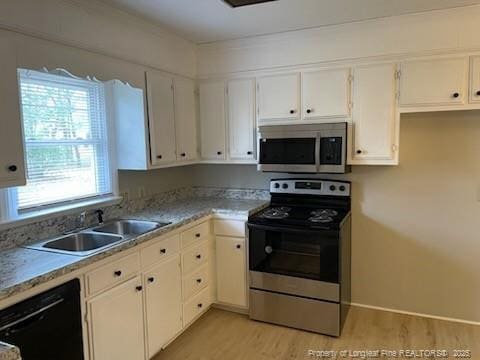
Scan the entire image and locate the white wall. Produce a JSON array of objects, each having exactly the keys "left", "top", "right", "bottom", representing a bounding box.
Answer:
[
  {"left": 197, "top": 5, "right": 480, "bottom": 77},
  {"left": 0, "top": 0, "right": 196, "bottom": 78}
]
